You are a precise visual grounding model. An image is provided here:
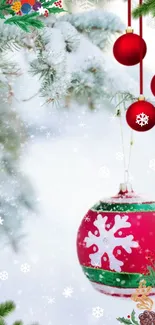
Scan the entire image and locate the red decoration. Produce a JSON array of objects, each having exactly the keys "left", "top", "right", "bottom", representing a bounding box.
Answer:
[
  {"left": 21, "top": 0, "right": 35, "bottom": 6},
  {"left": 76, "top": 183, "right": 155, "bottom": 297},
  {"left": 151, "top": 75, "right": 155, "bottom": 96},
  {"left": 126, "top": 99, "right": 155, "bottom": 132},
  {"left": 113, "top": 32, "right": 147, "bottom": 66}
]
